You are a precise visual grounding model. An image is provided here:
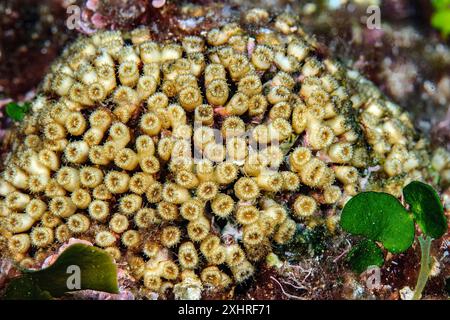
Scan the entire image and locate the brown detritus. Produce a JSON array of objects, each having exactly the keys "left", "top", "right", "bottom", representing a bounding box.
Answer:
[{"left": 237, "top": 266, "right": 286, "bottom": 300}]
